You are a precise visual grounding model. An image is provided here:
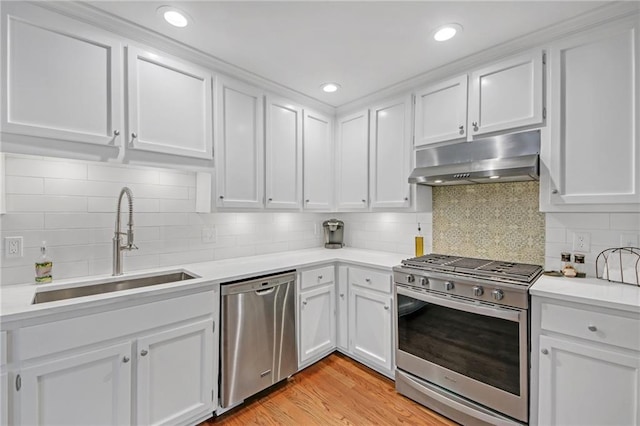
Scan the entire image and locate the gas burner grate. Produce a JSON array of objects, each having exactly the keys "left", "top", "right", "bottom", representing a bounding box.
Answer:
[{"left": 402, "top": 254, "right": 543, "bottom": 285}]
